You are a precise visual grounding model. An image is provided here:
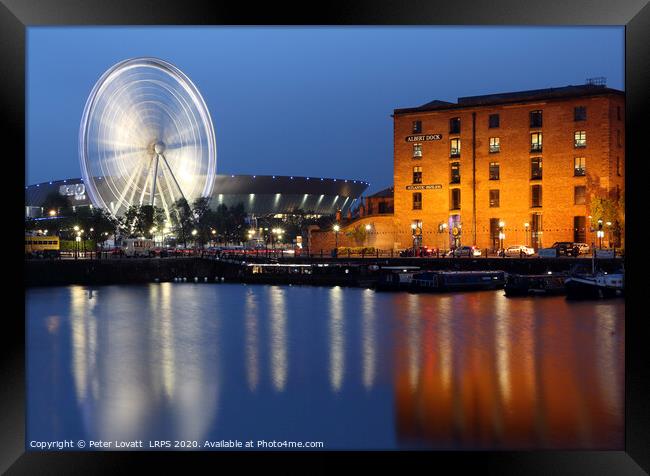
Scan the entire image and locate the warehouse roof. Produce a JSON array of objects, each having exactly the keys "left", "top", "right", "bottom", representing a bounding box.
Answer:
[{"left": 394, "top": 83, "right": 624, "bottom": 115}]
